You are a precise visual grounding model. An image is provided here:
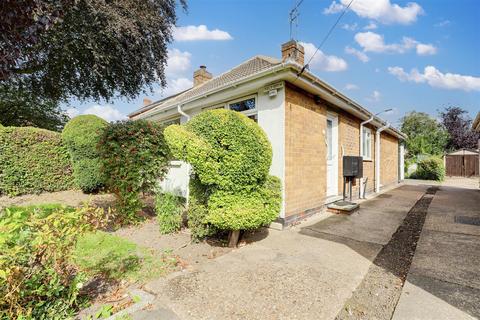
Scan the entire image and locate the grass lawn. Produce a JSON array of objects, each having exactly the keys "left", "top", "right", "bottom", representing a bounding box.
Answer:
[{"left": 73, "top": 231, "right": 177, "bottom": 283}]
